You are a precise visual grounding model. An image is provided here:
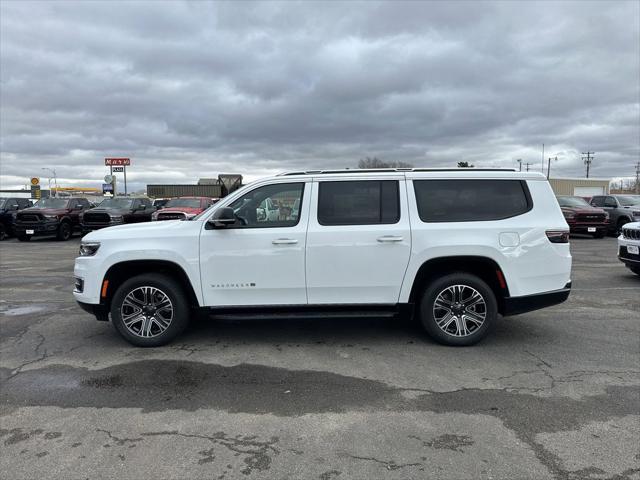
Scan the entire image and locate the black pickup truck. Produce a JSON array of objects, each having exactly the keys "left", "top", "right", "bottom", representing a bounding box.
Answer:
[
  {"left": 81, "top": 197, "right": 155, "bottom": 233},
  {"left": 0, "top": 197, "right": 33, "bottom": 240}
]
